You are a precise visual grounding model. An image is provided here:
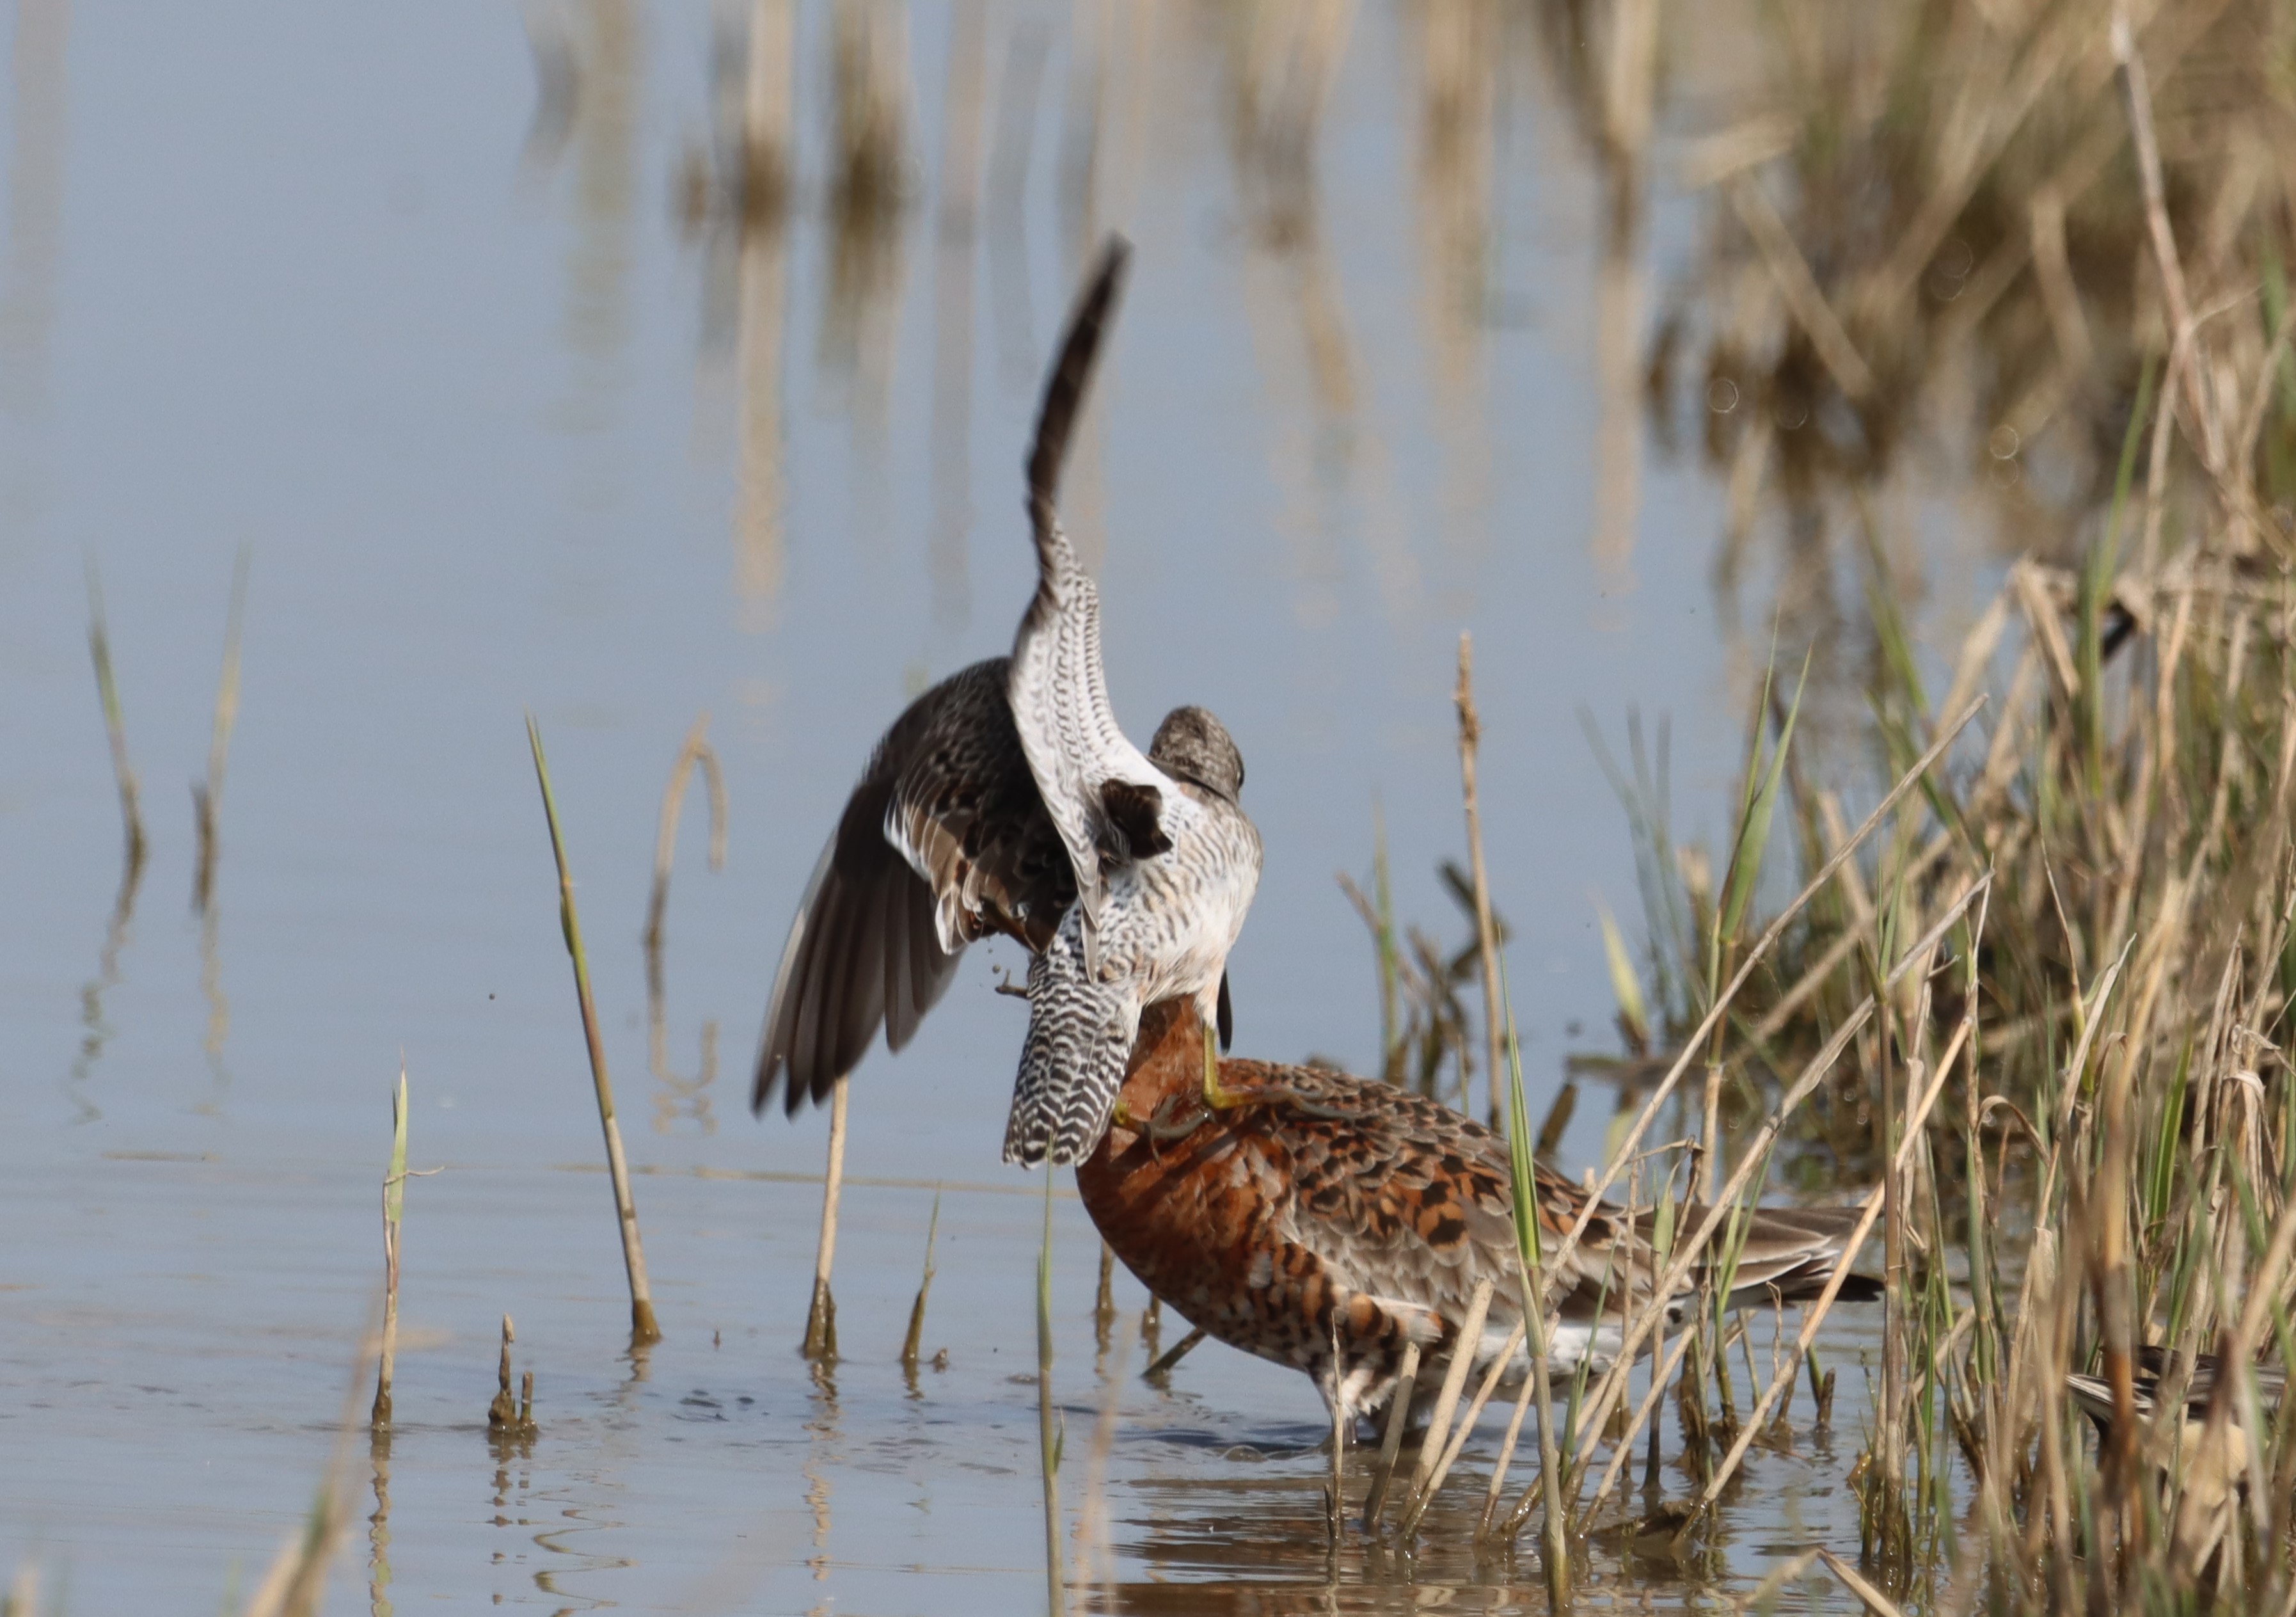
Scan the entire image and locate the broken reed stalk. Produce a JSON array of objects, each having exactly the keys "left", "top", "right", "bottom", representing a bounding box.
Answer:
[
  {"left": 193, "top": 545, "right": 250, "bottom": 916},
  {"left": 370, "top": 1063, "right": 409, "bottom": 1429},
  {"left": 83, "top": 561, "right": 146, "bottom": 884},
  {"left": 1361, "top": 1339, "right": 1420, "bottom": 1527},
  {"left": 1396, "top": 1276, "right": 1494, "bottom": 1534},
  {"left": 901, "top": 1190, "right": 942, "bottom": 1371},
  {"left": 1036, "top": 1168, "right": 1066, "bottom": 1617},
  {"left": 1454, "top": 633, "right": 1506, "bottom": 1128},
  {"left": 525, "top": 717, "right": 661, "bottom": 1344},
  {"left": 642, "top": 710, "right": 727, "bottom": 980},
  {"left": 487, "top": 1314, "right": 537, "bottom": 1439},
  {"left": 804, "top": 1077, "right": 849, "bottom": 1360},
  {"left": 1533, "top": 699, "right": 1983, "bottom": 1308}
]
